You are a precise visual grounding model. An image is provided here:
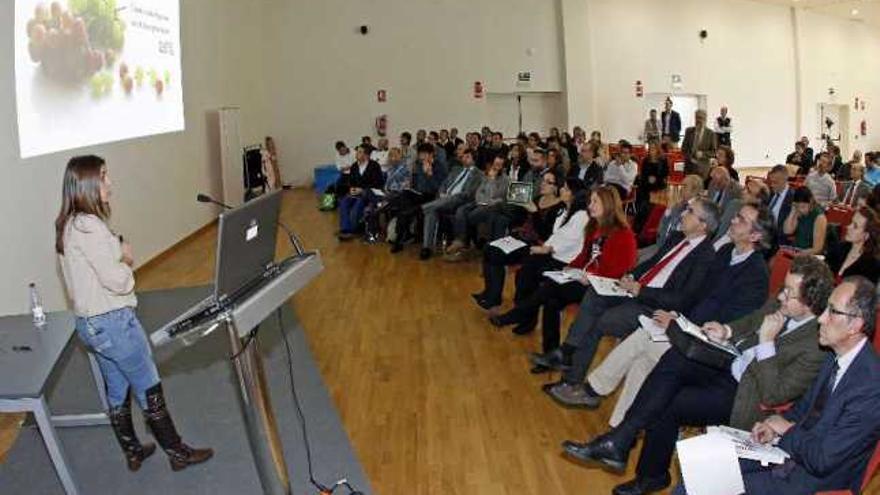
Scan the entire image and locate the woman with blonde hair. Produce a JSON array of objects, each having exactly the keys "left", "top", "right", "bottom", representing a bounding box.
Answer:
[{"left": 56, "top": 155, "right": 212, "bottom": 472}]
